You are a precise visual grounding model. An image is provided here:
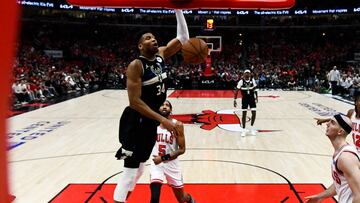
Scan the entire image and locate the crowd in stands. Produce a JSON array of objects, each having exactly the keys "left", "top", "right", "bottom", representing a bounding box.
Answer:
[{"left": 12, "top": 12, "right": 360, "bottom": 107}]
